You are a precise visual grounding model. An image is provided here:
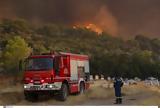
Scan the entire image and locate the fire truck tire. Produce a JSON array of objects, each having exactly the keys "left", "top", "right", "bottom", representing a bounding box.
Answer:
[
  {"left": 58, "top": 83, "right": 68, "bottom": 101},
  {"left": 79, "top": 82, "right": 85, "bottom": 94},
  {"left": 24, "top": 92, "right": 38, "bottom": 101}
]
